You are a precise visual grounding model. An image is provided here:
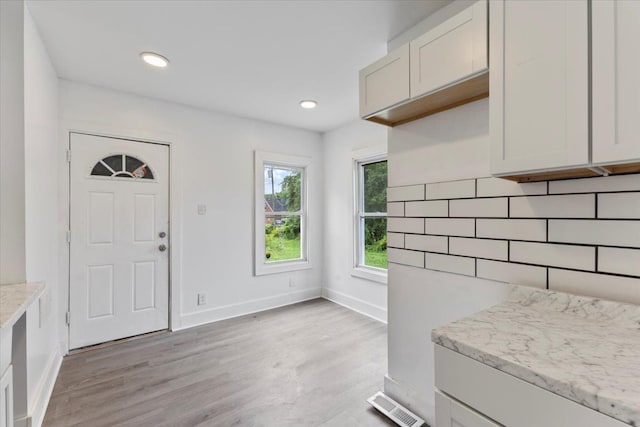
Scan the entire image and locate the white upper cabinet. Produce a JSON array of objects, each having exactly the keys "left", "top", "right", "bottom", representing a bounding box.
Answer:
[
  {"left": 490, "top": 0, "right": 590, "bottom": 176},
  {"left": 410, "top": 0, "right": 487, "bottom": 98},
  {"left": 359, "top": 0, "right": 489, "bottom": 127},
  {"left": 359, "top": 44, "right": 410, "bottom": 118},
  {"left": 592, "top": 0, "right": 640, "bottom": 165}
]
